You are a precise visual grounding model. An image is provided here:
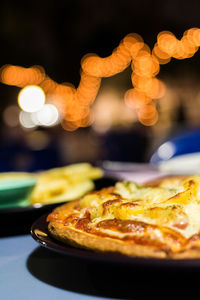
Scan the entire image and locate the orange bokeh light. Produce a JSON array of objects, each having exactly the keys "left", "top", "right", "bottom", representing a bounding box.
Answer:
[
  {"left": 0, "top": 65, "right": 45, "bottom": 87},
  {"left": 138, "top": 103, "right": 158, "bottom": 126},
  {"left": 157, "top": 31, "right": 178, "bottom": 57},
  {"left": 1, "top": 27, "right": 200, "bottom": 130}
]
